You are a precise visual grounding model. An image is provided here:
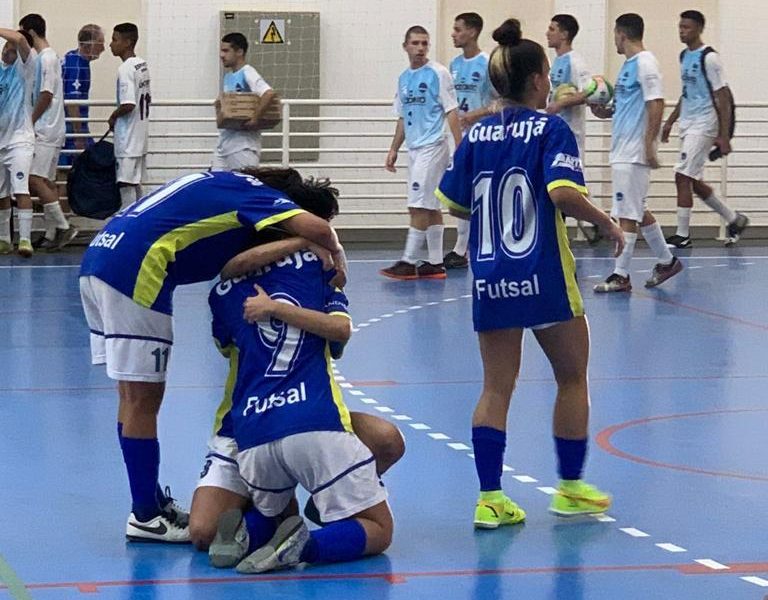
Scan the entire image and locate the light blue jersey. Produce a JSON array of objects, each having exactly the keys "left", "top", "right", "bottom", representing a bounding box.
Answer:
[
  {"left": 450, "top": 52, "right": 491, "bottom": 114},
  {"left": 679, "top": 47, "right": 725, "bottom": 136},
  {"left": 549, "top": 51, "right": 590, "bottom": 151},
  {"left": 394, "top": 60, "right": 458, "bottom": 149},
  {"left": 218, "top": 65, "right": 271, "bottom": 156},
  {"left": 0, "top": 54, "right": 34, "bottom": 148},
  {"left": 610, "top": 51, "right": 663, "bottom": 164}
]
